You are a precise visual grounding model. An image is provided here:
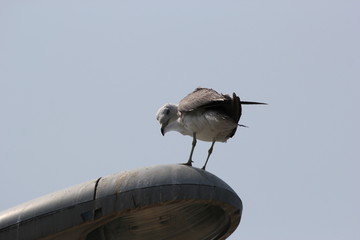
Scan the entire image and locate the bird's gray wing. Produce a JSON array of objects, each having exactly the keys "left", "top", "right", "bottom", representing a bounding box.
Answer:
[{"left": 178, "top": 88, "right": 228, "bottom": 112}]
